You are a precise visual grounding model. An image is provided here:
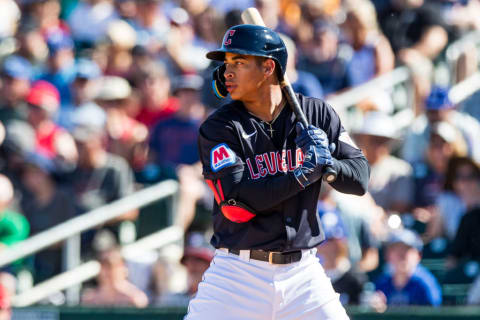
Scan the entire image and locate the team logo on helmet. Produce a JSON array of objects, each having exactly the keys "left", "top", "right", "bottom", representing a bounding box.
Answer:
[{"left": 224, "top": 30, "right": 236, "bottom": 46}]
